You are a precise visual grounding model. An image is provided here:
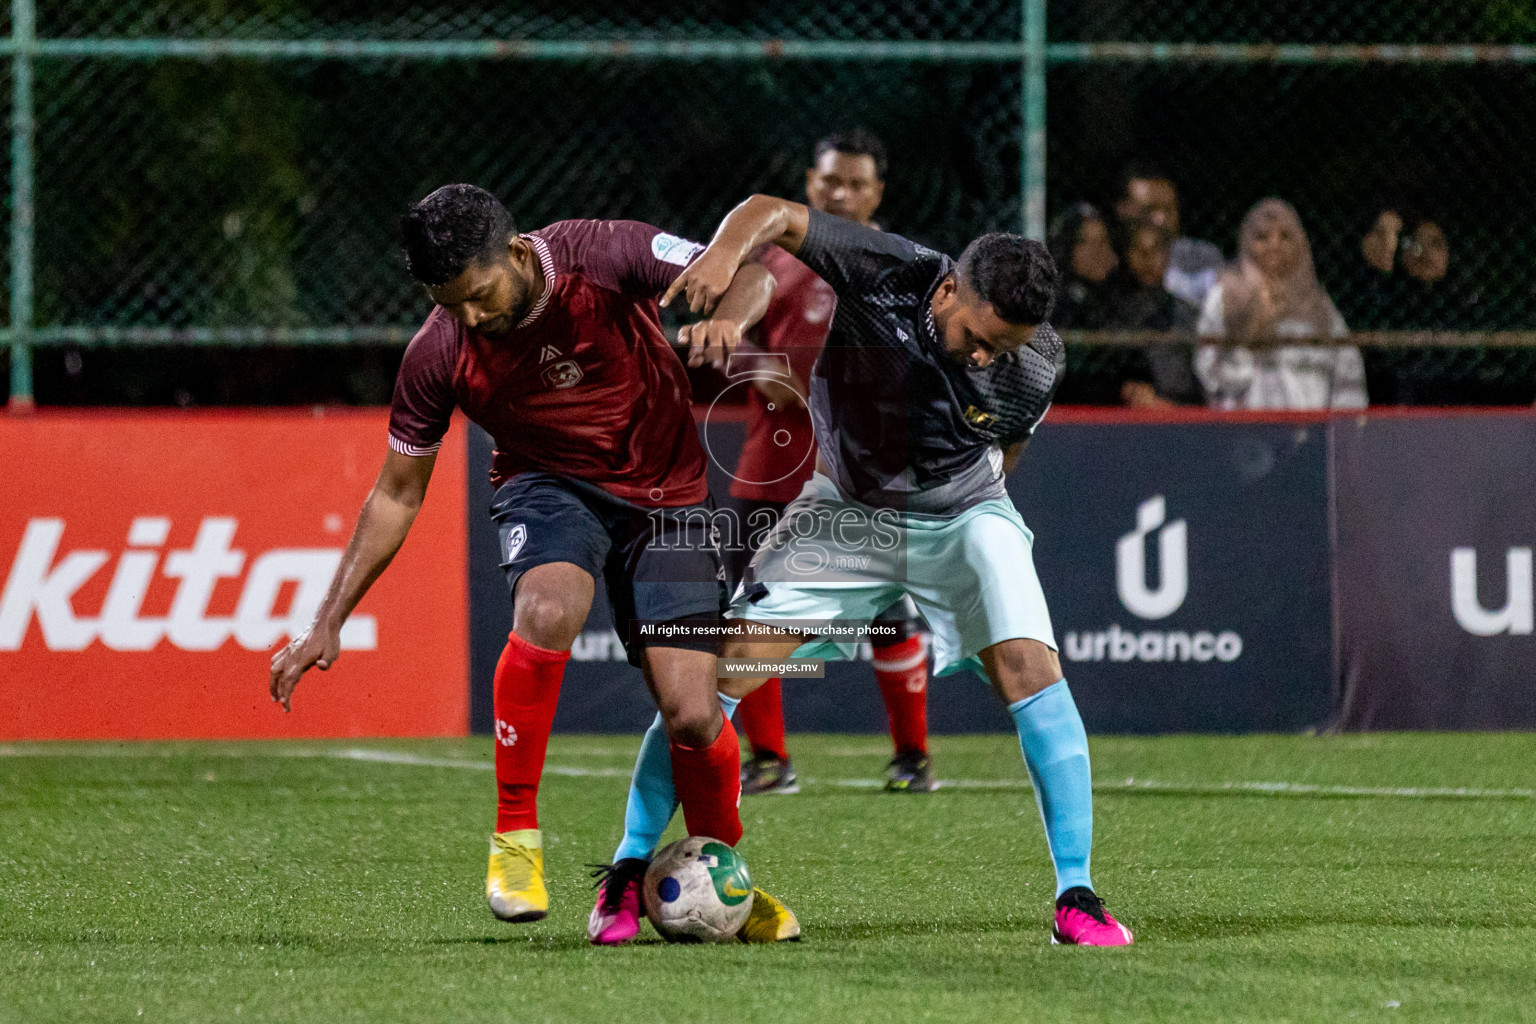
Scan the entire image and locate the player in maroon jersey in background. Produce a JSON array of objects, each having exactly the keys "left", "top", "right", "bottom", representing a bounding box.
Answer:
[
  {"left": 269, "top": 184, "right": 797, "bottom": 939},
  {"left": 726, "top": 131, "right": 937, "bottom": 795}
]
